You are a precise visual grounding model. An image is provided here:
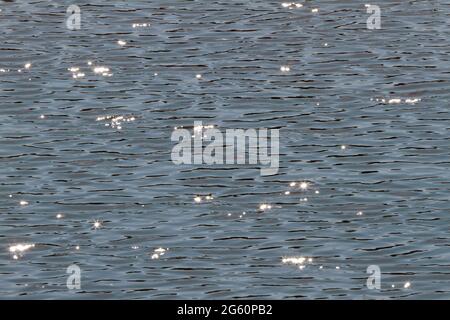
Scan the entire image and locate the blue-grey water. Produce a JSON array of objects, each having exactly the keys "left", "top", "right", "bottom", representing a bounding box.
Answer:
[{"left": 0, "top": 0, "right": 449, "bottom": 299}]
